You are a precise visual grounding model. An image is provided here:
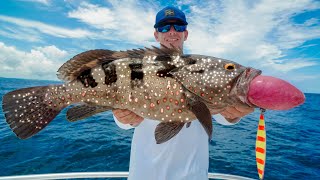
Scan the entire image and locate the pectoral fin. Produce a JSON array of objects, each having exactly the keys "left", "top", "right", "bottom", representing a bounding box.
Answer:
[
  {"left": 189, "top": 101, "right": 213, "bottom": 140},
  {"left": 66, "top": 104, "right": 111, "bottom": 122},
  {"left": 155, "top": 121, "right": 185, "bottom": 144}
]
